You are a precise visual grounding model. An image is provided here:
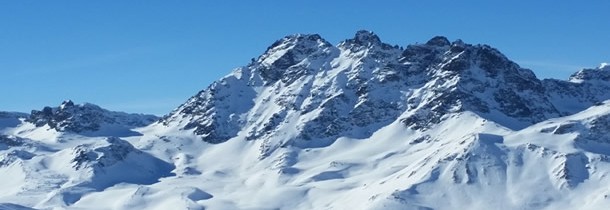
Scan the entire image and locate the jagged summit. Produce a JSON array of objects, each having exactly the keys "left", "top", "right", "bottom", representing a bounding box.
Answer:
[
  {"left": 339, "top": 30, "right": 397, "bottom": 53},
  {"left": 27, "top": 100, "right": 158, "bottom": 134},
  {"left": 569, "top": 63, "right": 610, "bottom": 82},
  {"left": 255, "top": 33, "right": 335, "bottom": 83},
  {"left": 346, "top": 30, "right": 382, "bottom": 47},
  {"left": 59, "top": 99, "right": 75, "bottom": 109},
  {"left": 259, "top": 33, "right": 332, "bottom": 65},
  {"left": 425, "top": 35, "right": 451, "bottom": 47},
  {"left": 157, "top": 31, "right": 609, "bottom": 146},
  {"left": 4, "top": 31, "right": 610, "bottom": 210}
]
